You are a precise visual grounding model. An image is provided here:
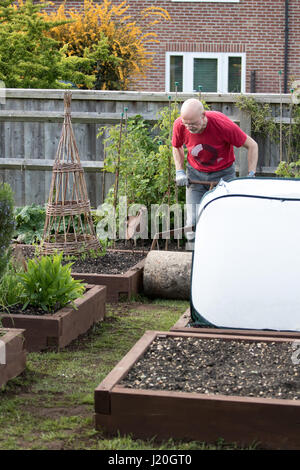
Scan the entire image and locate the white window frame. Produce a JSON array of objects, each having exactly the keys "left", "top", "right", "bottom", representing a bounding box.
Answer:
[{"left": 166, "top": 52, "right": 246, "bottom": 93}]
